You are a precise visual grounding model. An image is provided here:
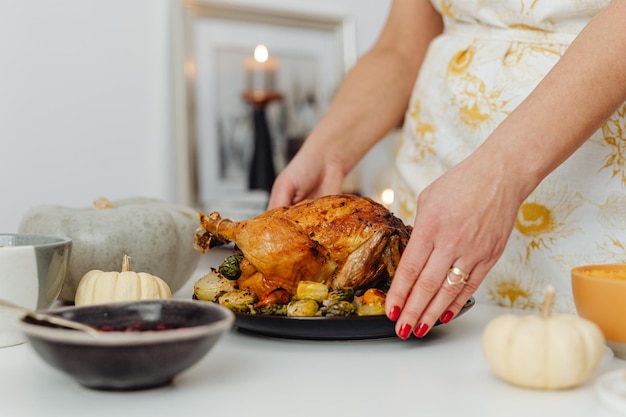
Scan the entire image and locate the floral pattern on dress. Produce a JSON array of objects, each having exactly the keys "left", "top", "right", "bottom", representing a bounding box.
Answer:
[{"left": 393, "top": 0, "right": 614, "bottom": 312}]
